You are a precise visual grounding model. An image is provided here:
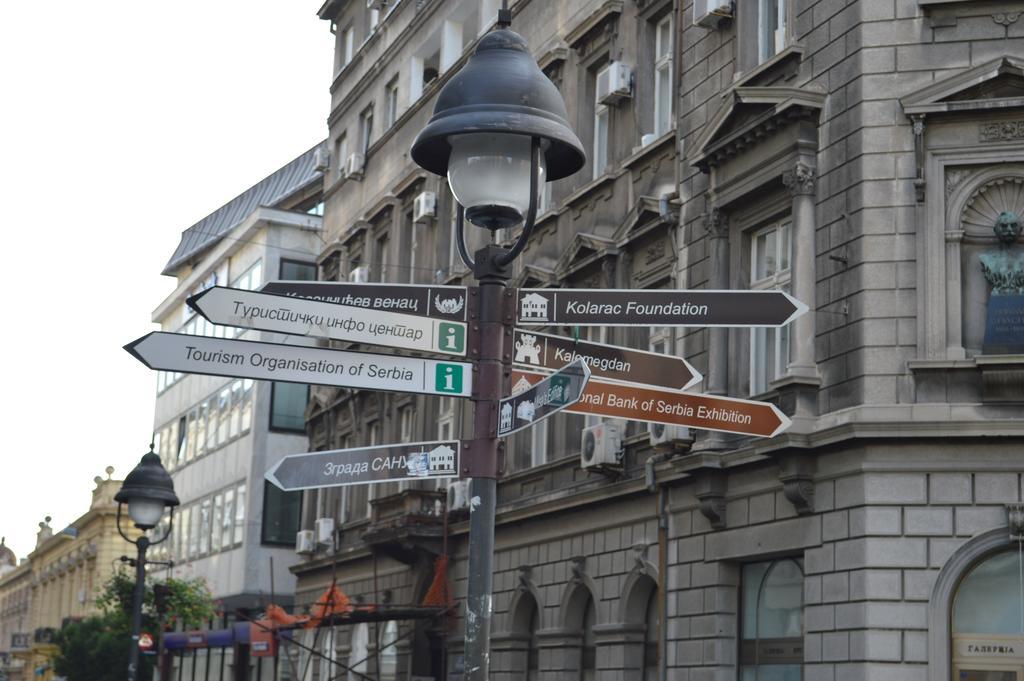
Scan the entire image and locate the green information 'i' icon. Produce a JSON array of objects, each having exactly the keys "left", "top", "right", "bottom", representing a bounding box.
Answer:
[
  {"left": 438, "top": 322, "right": 465, "bottom": 353},
  {"left": 435, "top": 363, "right": 464, "bottom": 394}
]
